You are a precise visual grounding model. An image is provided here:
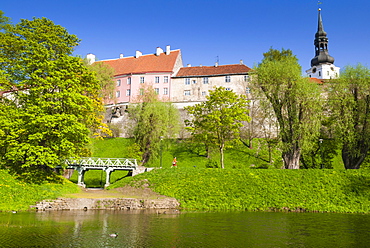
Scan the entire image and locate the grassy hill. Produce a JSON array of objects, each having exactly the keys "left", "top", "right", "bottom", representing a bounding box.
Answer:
[
  {"left": 109, "top": 167, "right": 370, "bottom": 213},
  {"left": 0, "top": 170, "right": 79, "bottom": 211}
]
